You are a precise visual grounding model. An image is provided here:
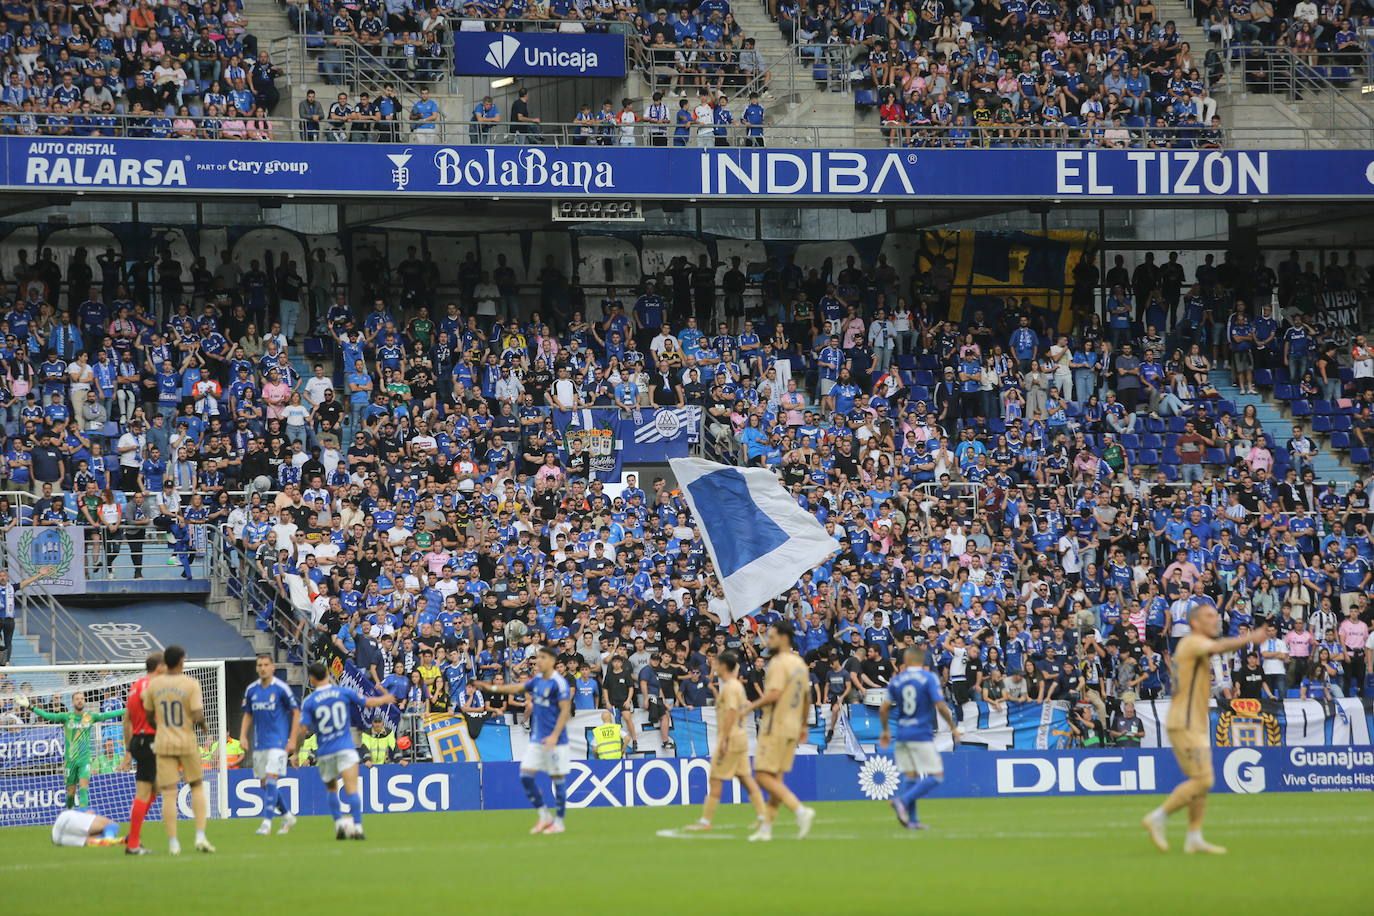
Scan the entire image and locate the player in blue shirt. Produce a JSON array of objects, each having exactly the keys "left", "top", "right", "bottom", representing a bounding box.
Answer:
[
  {"left": 878, "top": 647, "right": 958, "bottom": 829},
  {"left": 476, "top": 646, "right": 572, "bottom": 835},
  {"left": 239, "top": 654, "right": 301, "bottom": 837},
  {"left": 294, "top": 661, "right": 396, "bottom": 840}
]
